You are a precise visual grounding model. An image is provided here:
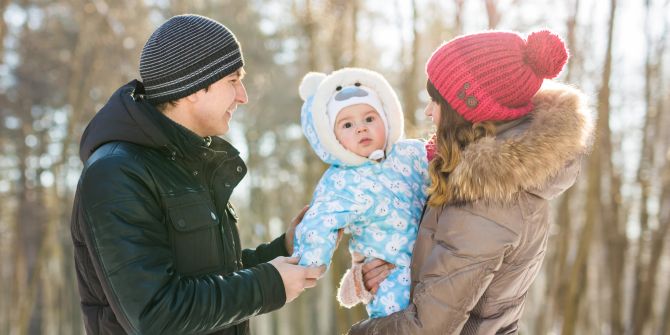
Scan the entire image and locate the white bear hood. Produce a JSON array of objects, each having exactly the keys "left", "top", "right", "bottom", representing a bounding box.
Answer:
[{"left": 298, "top": 68, "right": 404, "bottom": 167}]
